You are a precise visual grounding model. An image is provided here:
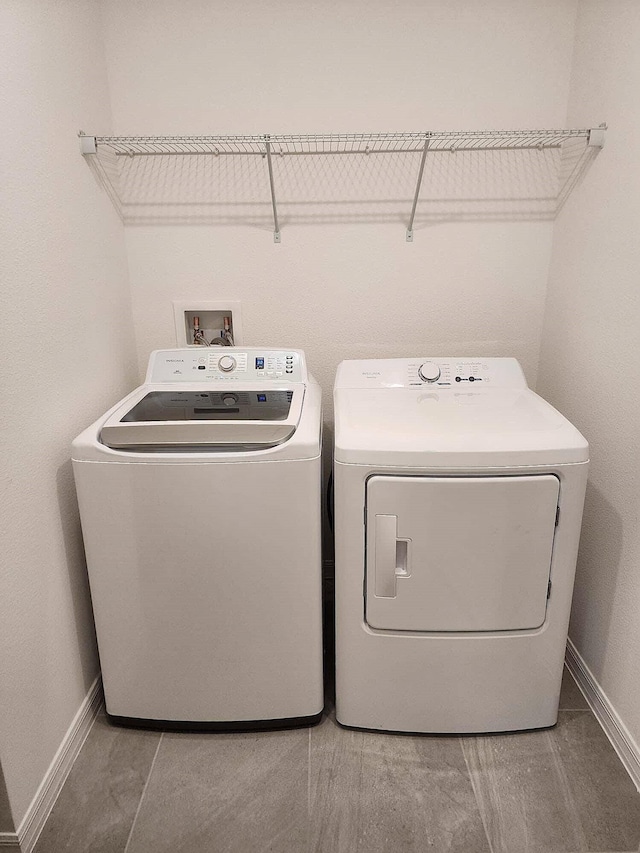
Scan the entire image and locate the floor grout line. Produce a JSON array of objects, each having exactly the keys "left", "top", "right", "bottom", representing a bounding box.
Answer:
[
  {"left": 544, "top": 727, "right": 589, "bottom": 851},
  {"left": 307, "top": 726, "right": 312, "bottom": 816},
  {"left": 307, "top": 727, "right": 313, "bottom": 853},
  {"left": 460, "top": 736, "right": 496, "bottom": 853},
  {"left": 123, "top": 732, "right": 163, "bottom": 853}
]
